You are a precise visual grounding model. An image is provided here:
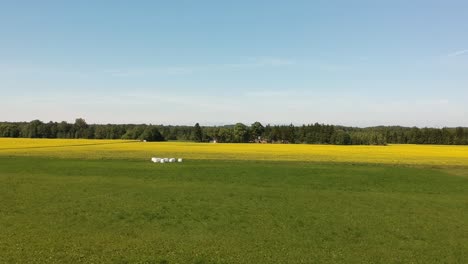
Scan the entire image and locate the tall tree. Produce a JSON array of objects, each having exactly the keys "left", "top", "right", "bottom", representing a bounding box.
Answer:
[
  {"left": 73, "top": 118, "right": 89, "bottom": 138},
  {"left": 455, "top": 127, "right": 465, "bottom": 145},
  {"left": 250, "top": 121, "right": 265, "bottom": 141},
  {"left": 139, "top": 126, "right": 165, "bottom": 142},
  {"left": 233, "top": 123, "right": 249, "bottom": 143},
  {"left": 193, "top": 123, "right": 203, "bottom": 142}
]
